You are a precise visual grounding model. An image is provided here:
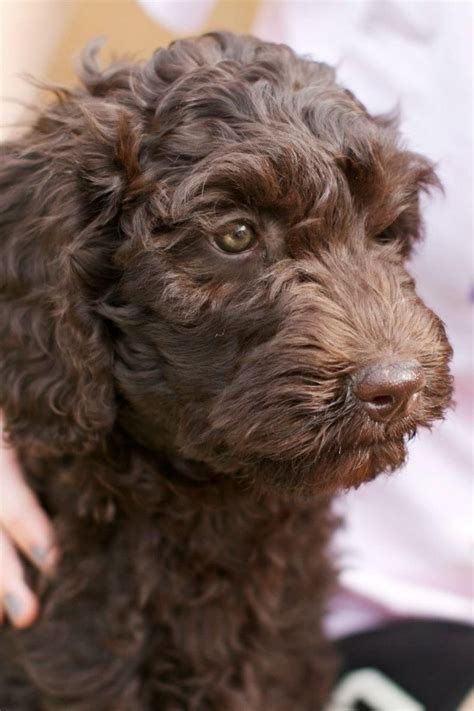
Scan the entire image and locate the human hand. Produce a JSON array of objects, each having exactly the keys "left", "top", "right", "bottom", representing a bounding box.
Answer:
[{"left": 0, "top": 414, "right": 59, "bottom": 627}]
